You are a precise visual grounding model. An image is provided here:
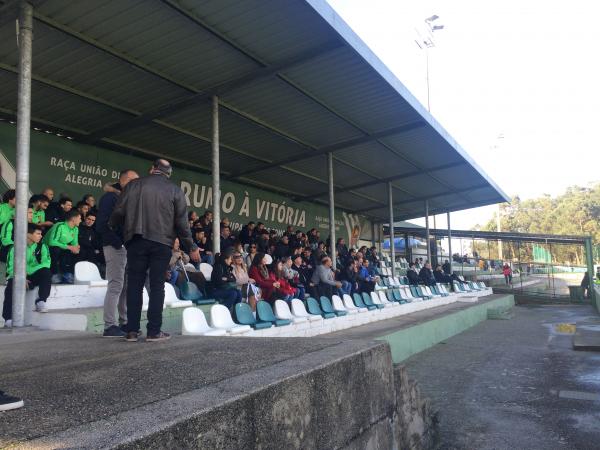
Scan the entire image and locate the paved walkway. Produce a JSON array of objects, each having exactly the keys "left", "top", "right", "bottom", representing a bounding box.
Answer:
[{"left": 405, "top": 304, "right": 600, "bottom": 449}]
